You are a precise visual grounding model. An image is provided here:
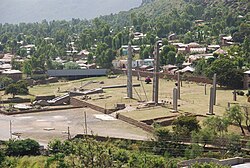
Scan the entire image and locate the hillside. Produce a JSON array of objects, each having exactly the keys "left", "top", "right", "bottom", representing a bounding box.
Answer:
[
  {"left": 100, "top": 0, "right": 249, "bottom": 33},
  {"left": 0, "top": 0, "right": 141, "bottom": 24}
]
